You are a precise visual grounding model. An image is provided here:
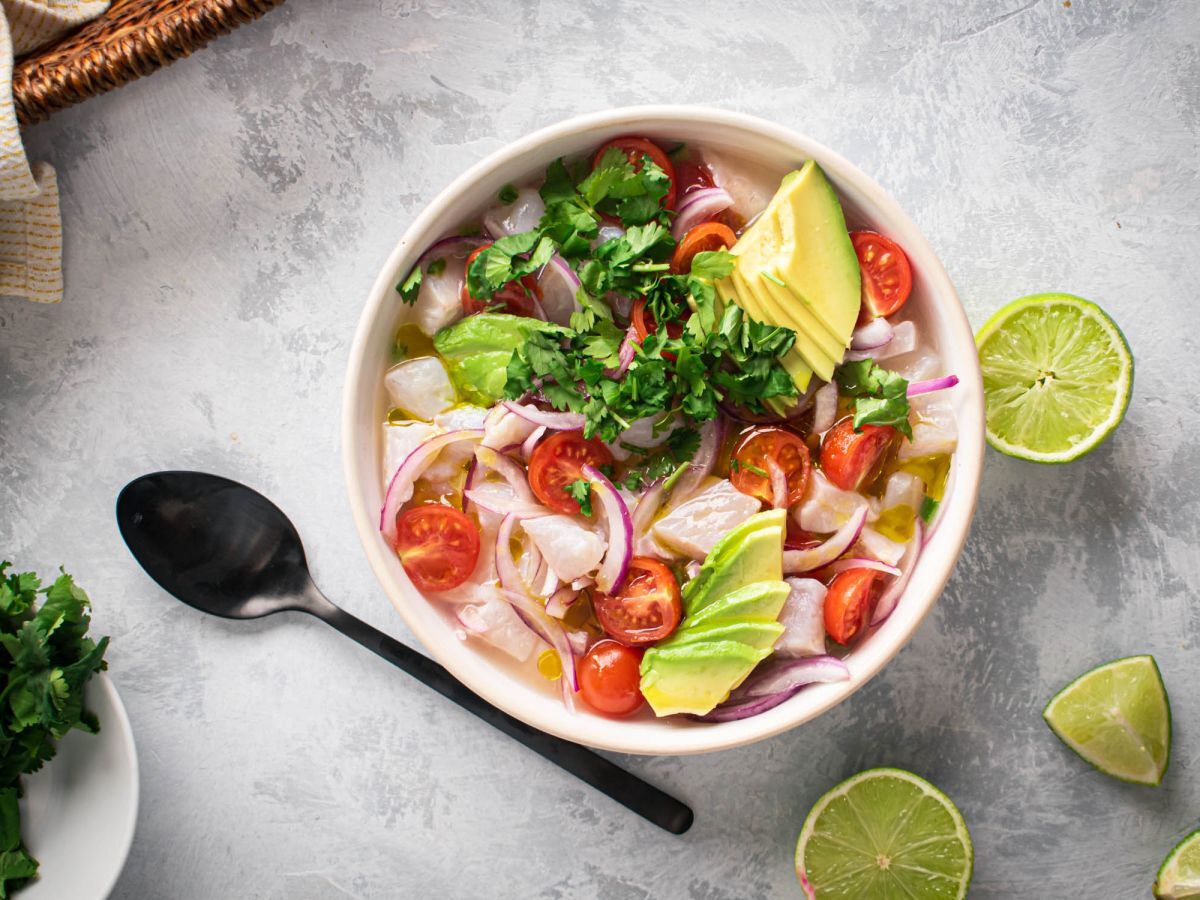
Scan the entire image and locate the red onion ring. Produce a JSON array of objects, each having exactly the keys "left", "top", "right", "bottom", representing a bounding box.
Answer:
[
  {"left": 812, "top": 382, "right": 838, "bottom": 434},
  {"left": 695, "top": 656, "right": 850, "bottom": 722},
  {"left": 473, "top": 446, "right": 536, "bottom": 504},
  {"left": 502, "top": 401, "right": 586, "bottom": 432},
  {"left": 845, "top": 320, "right": 918, "bottom": 362},
  {"left": 907, "top": 374, "right": 959, "bottom": 397},
  {"left": 498, "top": 585, "right": 579, "bottom": 701},
  {"left": 520, "top": 425, "right": 547, "bottom": 461},
  {"left": 582, "top": 464, "right": 632, "bottom": 594},
  {"left": 671, "top": 187, "right": 734, "bottom": 240},
  {"left": 537, "top": 255, "right": 581, "bottom": 326},
  {"left": 766, "top": 457, "right": 788, "bottom": 510},
  {"left": 545, "top": 586, "right": 578, "bottom": 619},
  {"left": 380, "top": 429, "right": 484, "bottom": 547},
  {"left": 849, "top": 317, "right": 894, "bottom": 351},
  {"left": 870, "top": 522, "right": 922, "bottom": 626},
  {"left": 605, "top": 326, "right": 638, "bottom": 379},
  {"left": 782, "top": 506, "right": 867, "bottom": 574},
  {"left": 667, "top": 417, "right": 724, "bottom": 503},
  {"left": 819, "top": 557, "right": 901, "bottom": 578}
]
